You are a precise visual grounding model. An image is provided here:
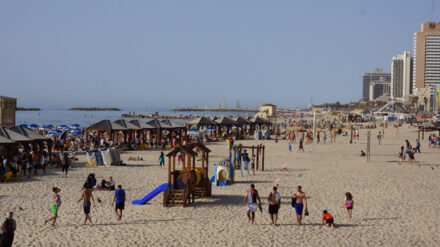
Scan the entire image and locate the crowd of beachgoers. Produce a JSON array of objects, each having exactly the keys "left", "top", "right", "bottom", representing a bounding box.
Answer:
[{"left": 2, "top": 116, "right": 440, "bottom": 246}]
